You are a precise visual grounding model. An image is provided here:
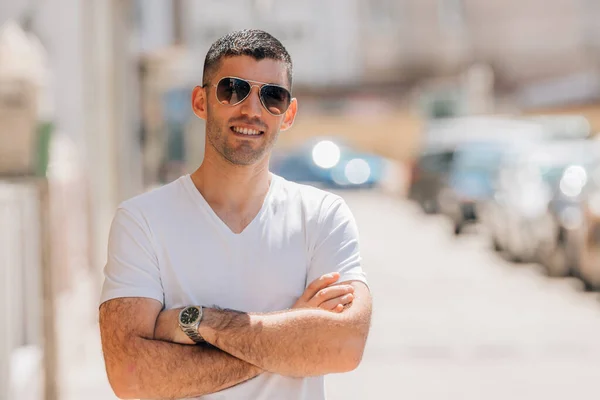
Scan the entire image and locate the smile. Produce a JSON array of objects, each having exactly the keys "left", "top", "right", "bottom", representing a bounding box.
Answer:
[{"left": 231, "top": 126, "right": 264, "bottom": 136}]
